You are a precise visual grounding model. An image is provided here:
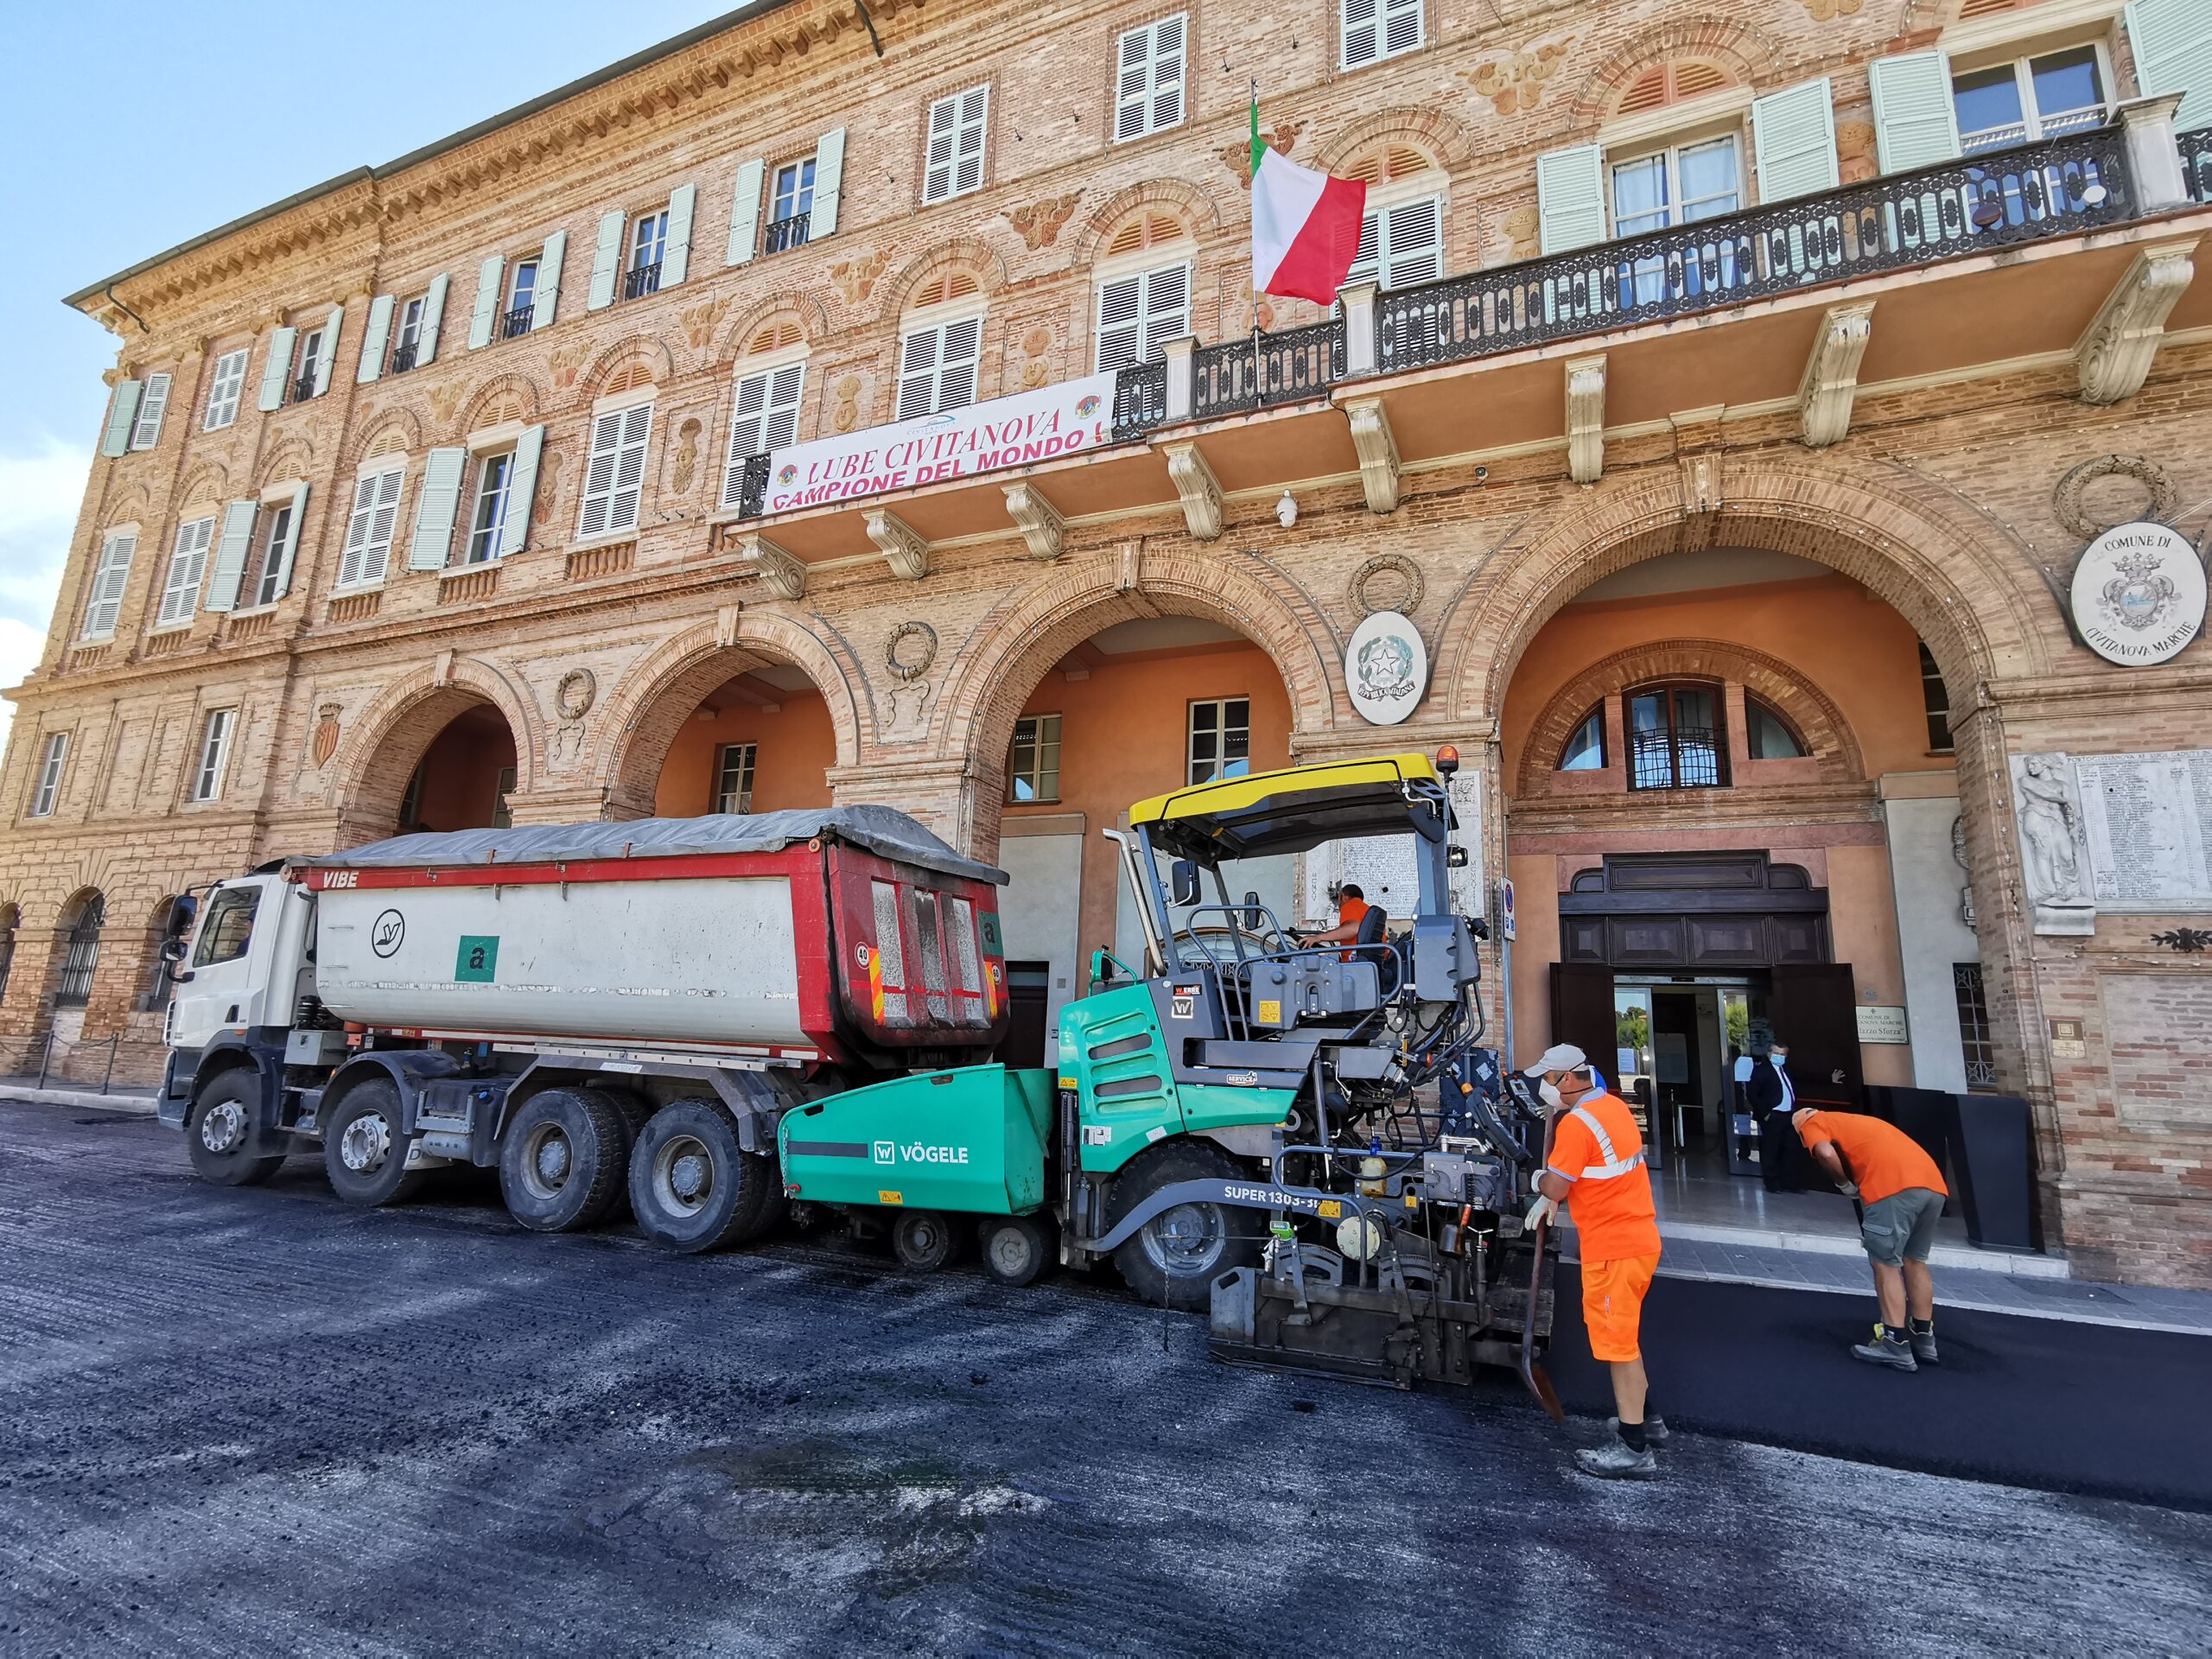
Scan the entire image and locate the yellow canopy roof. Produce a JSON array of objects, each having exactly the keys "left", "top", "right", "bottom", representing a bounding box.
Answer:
[{"left": 1128, "top": 753, "right": 1446, "bottom": 861}]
